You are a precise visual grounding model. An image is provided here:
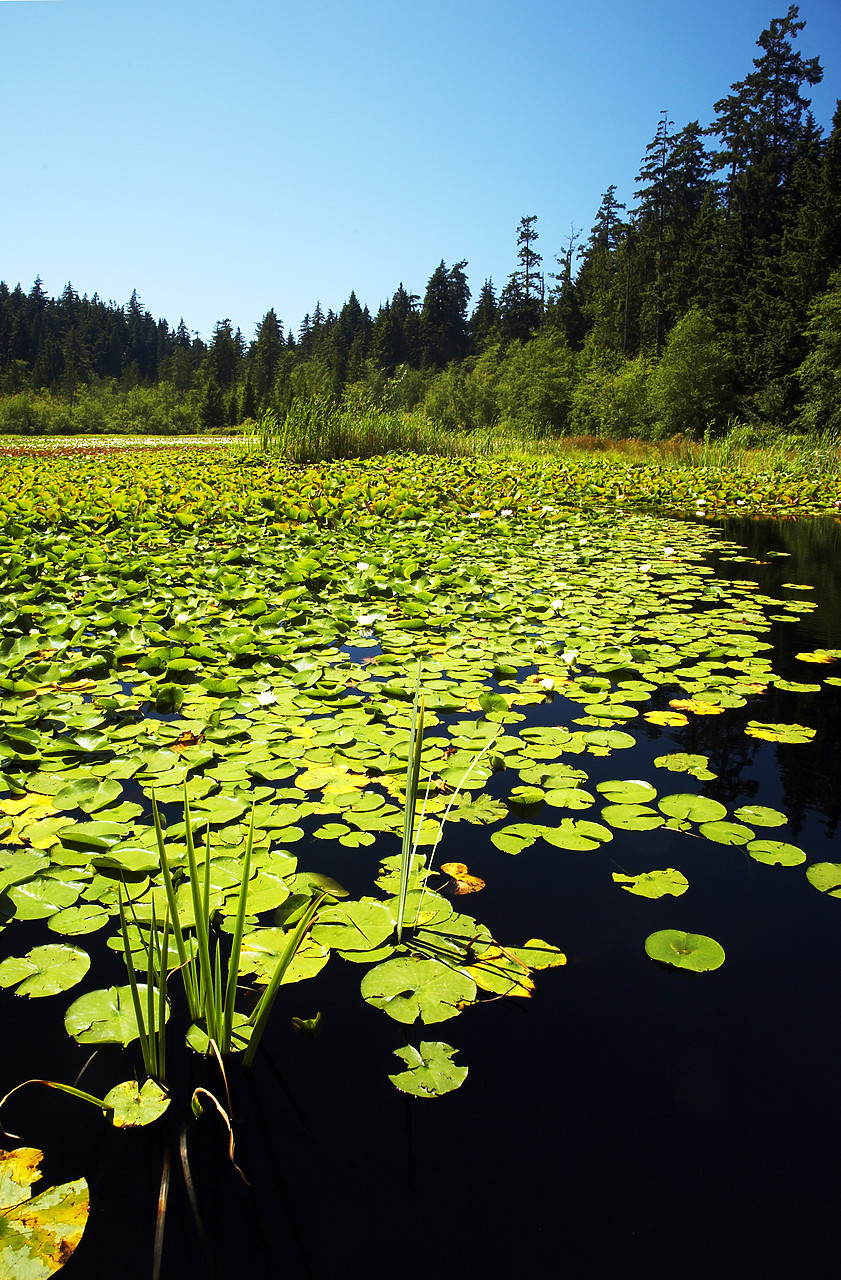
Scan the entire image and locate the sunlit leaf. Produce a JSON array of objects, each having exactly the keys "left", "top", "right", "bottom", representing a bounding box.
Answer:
[
  {"left": 388, "top": 1041, "right": 468, "bottom": 1097},
  {"left": 644, "top": 929, "right": 725, "bottom": 972}
]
